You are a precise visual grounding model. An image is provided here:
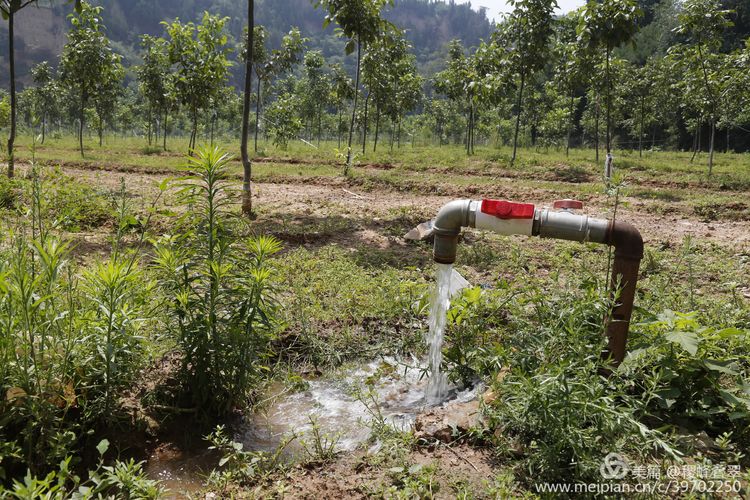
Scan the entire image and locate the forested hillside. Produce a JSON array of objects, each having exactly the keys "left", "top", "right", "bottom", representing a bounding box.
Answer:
[{"left": 0, "top": 0, "right": 494, "bottom": 88}]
